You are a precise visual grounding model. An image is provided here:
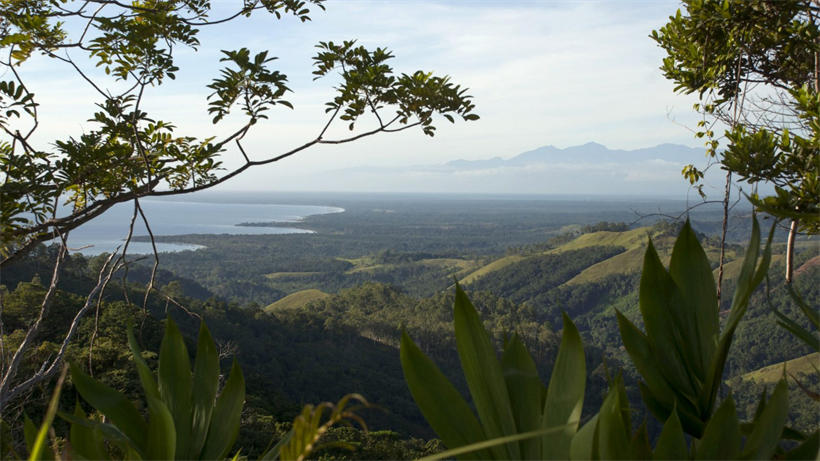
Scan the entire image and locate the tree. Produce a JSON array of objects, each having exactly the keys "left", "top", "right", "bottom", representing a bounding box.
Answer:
[
  {"left": 651, "top": 0, "right": 819, "bottom": 283},
  {"left": 0, "top": 0, "right": 478, "bottom": 405}
]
